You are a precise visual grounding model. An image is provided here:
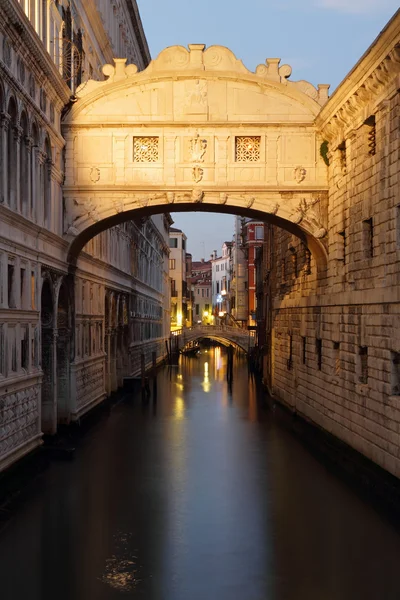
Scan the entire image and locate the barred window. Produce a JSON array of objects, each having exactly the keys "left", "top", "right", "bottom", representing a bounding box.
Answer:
[
  {"left": 133, "top": 137, "right": 159, "bottom": 162},
  {"left": 235, "top": 136, "right": 261, "bottom": 162}
]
